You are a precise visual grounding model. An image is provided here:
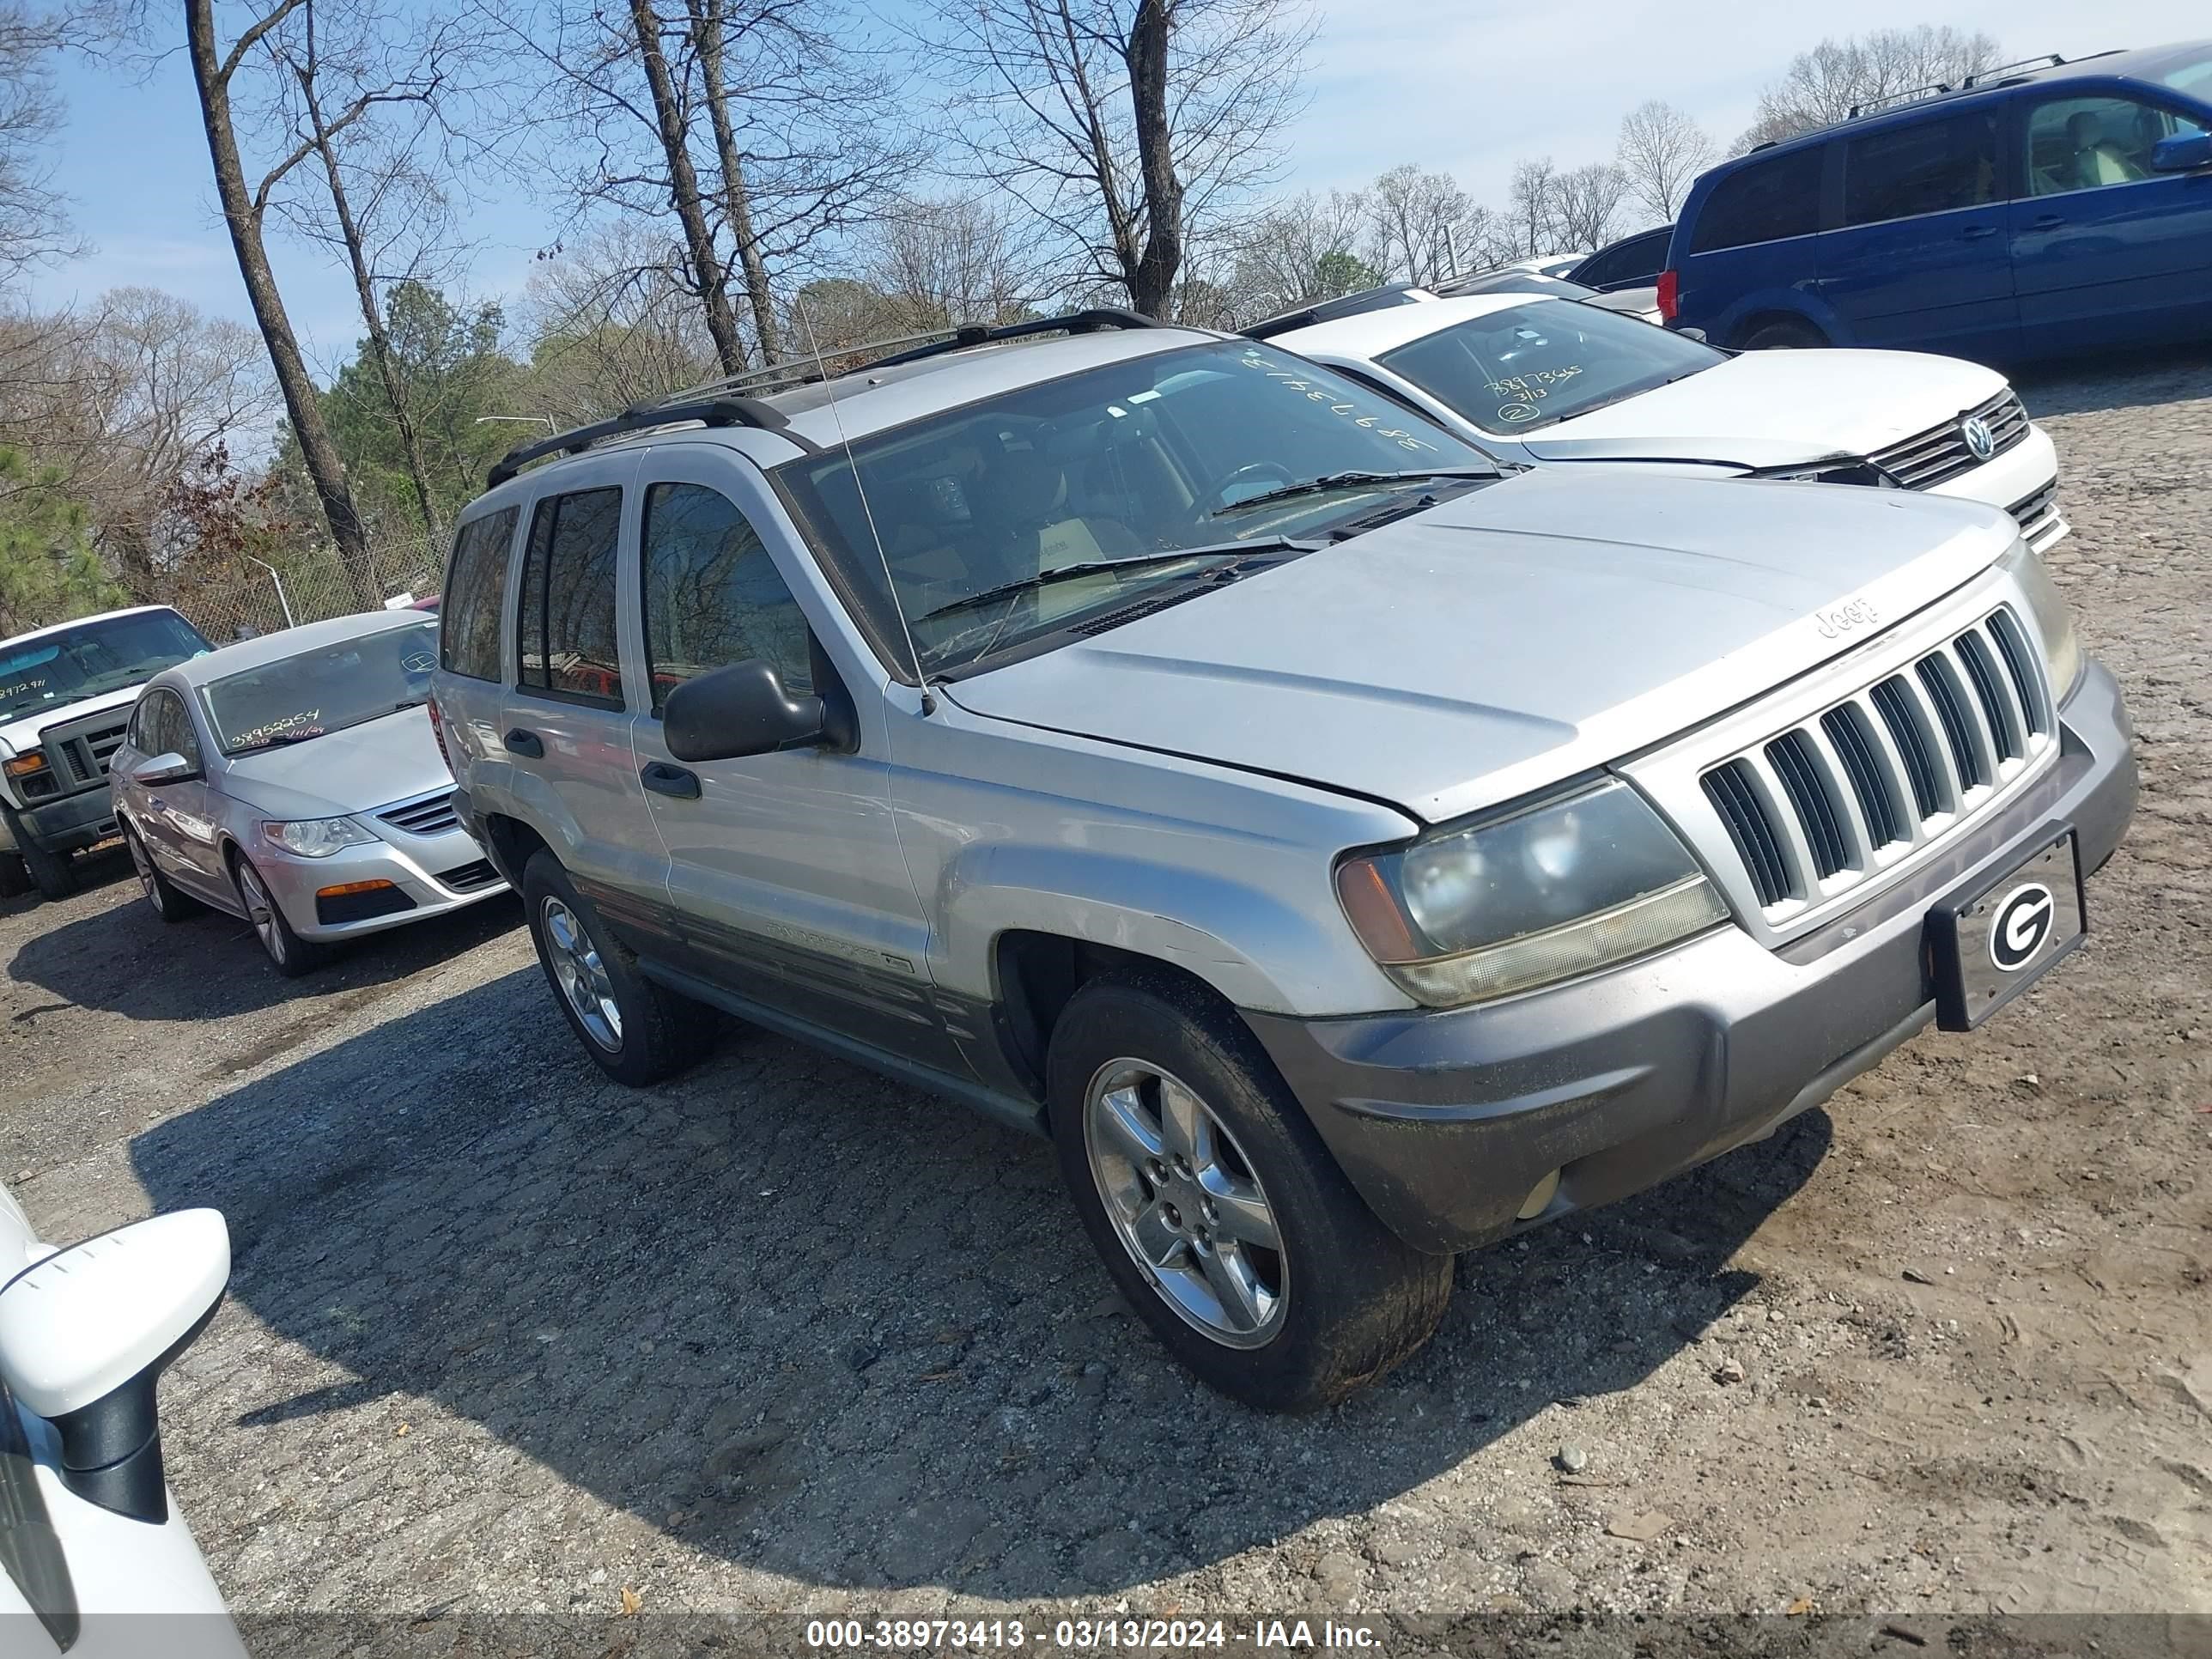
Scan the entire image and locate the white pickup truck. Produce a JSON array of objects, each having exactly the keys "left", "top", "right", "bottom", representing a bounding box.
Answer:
[{"left": 0, "top": 607, "right": 214, "bottom": 901}]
